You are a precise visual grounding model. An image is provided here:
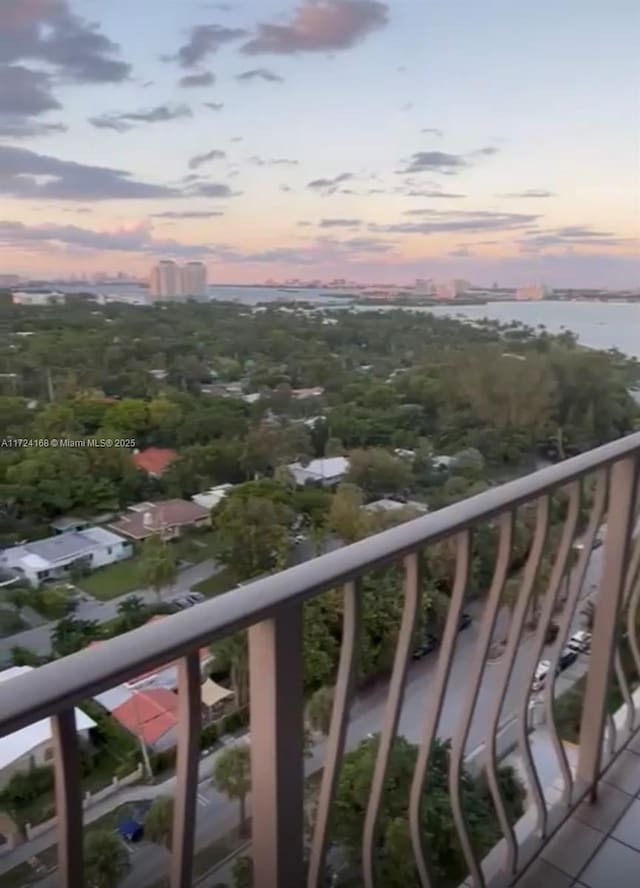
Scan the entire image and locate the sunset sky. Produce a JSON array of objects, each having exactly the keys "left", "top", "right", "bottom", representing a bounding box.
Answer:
[{"left": 1, "top": 0, "right": 638, "bottom": 286}]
